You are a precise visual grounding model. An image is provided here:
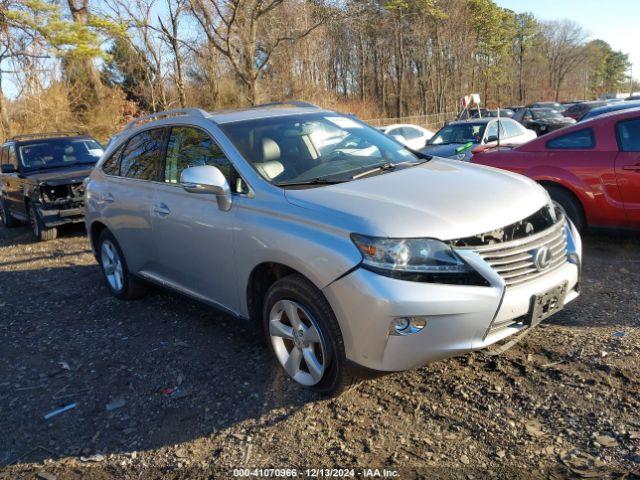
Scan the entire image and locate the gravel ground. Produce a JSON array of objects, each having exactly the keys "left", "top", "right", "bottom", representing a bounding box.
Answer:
[{"left": 0, "top": 222, "right": 639, "bottom": 480}]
